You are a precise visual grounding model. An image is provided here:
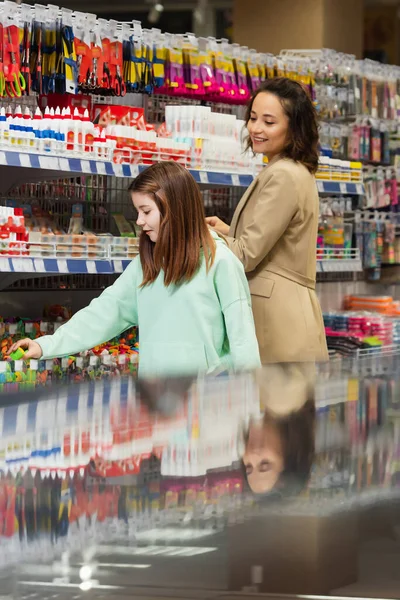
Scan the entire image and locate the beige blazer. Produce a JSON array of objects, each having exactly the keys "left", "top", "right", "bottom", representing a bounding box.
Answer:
[{"left": 227, "top": 156, "right": 328, "bottom": 364}]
